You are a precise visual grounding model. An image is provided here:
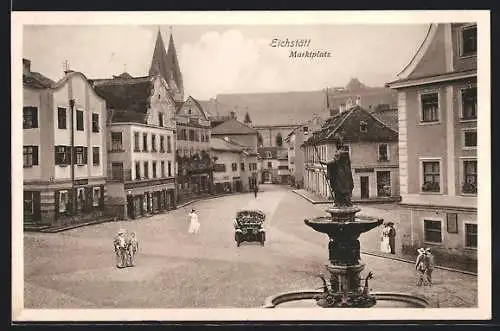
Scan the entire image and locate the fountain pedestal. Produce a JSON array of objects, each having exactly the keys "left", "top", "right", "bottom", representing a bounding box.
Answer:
[{"left": 303, "top": 205, "right": 382, "bottom": 308}]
